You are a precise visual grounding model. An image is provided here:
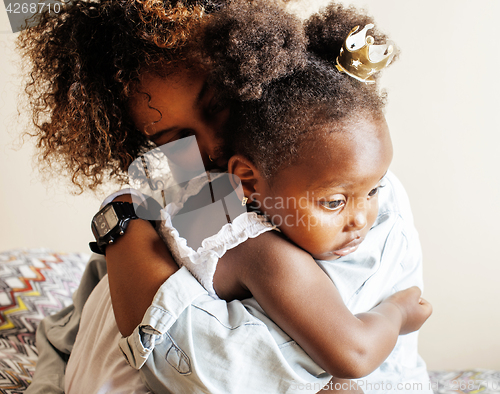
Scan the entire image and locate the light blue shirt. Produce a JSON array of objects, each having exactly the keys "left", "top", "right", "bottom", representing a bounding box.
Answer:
[{"left": 119, "top": 171, "right": 432, "bottom": 394}]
